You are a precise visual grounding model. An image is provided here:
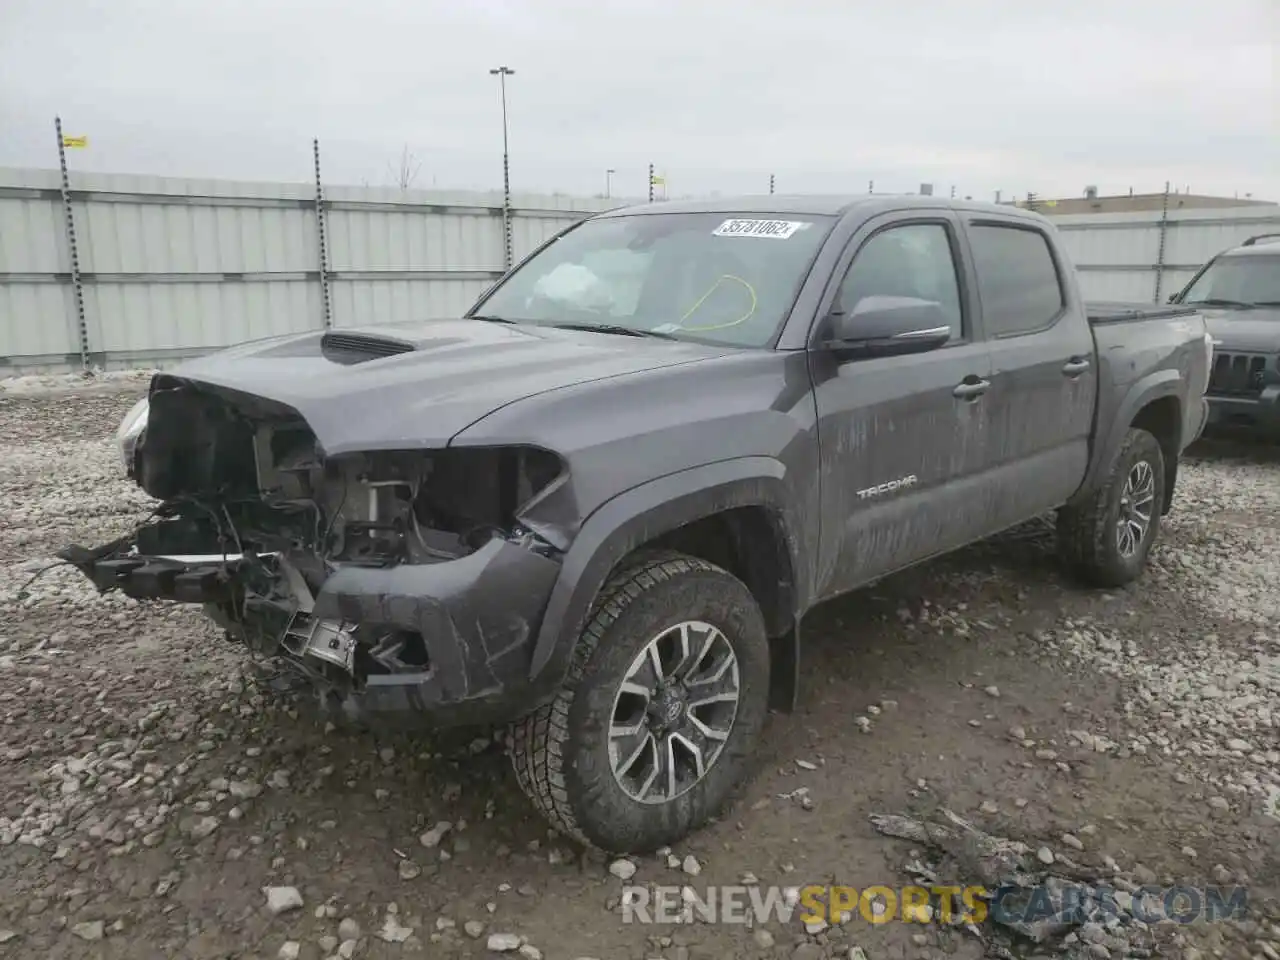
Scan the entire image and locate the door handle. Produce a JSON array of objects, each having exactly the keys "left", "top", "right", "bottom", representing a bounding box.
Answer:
[
  {"left": 1062, "top": 357, "right": 1091, "bottom": 377},
  {"left": 952, "top": 377, "right": 990, "bottom": 400}
]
